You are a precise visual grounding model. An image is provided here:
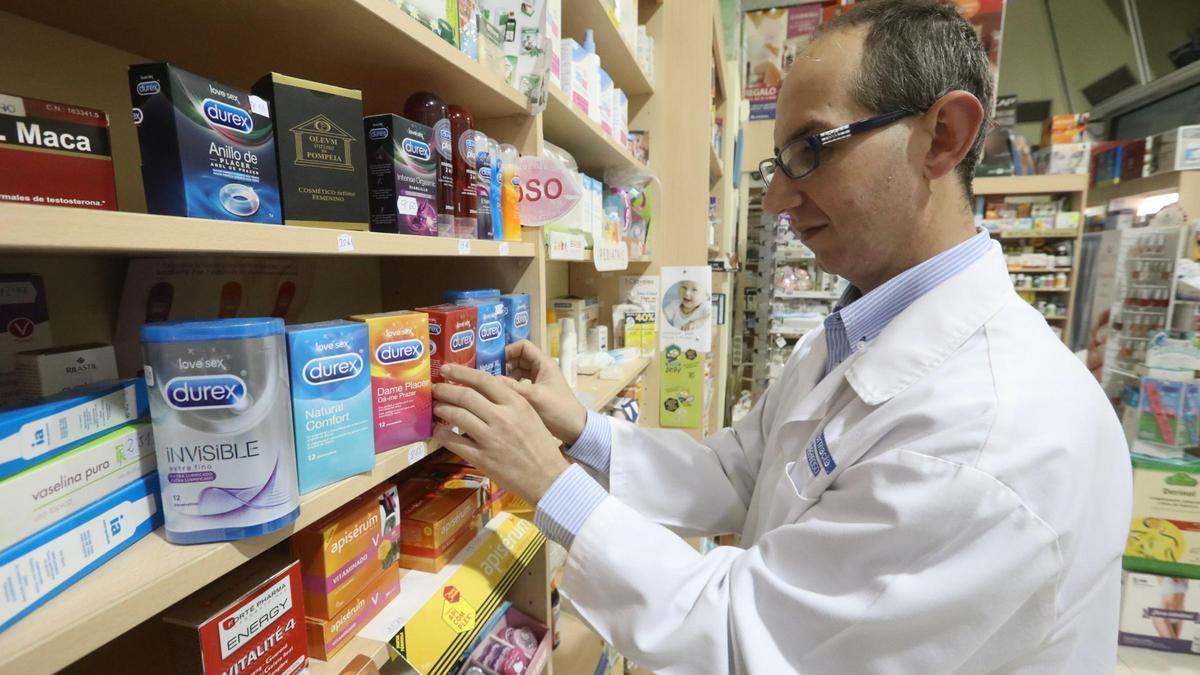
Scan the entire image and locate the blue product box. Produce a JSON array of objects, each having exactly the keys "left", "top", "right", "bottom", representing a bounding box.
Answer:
[
  {"left": 129, "top": 63, "right": 282, "bottom": 223},
  {"left": 445, "top": 290, "right": 506, "bottom": 376},
  {"left": 285, "top": 321, "right": 375, "bottom": 494},
  {"left": 0, "top": 472, "right": 161, "bottom": 633},
  {"left": 0, "top": 378, "right": 149, "bottom": 482},
  {"left": 500, "top": 293, "right": 530, "bottom": 344}
]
